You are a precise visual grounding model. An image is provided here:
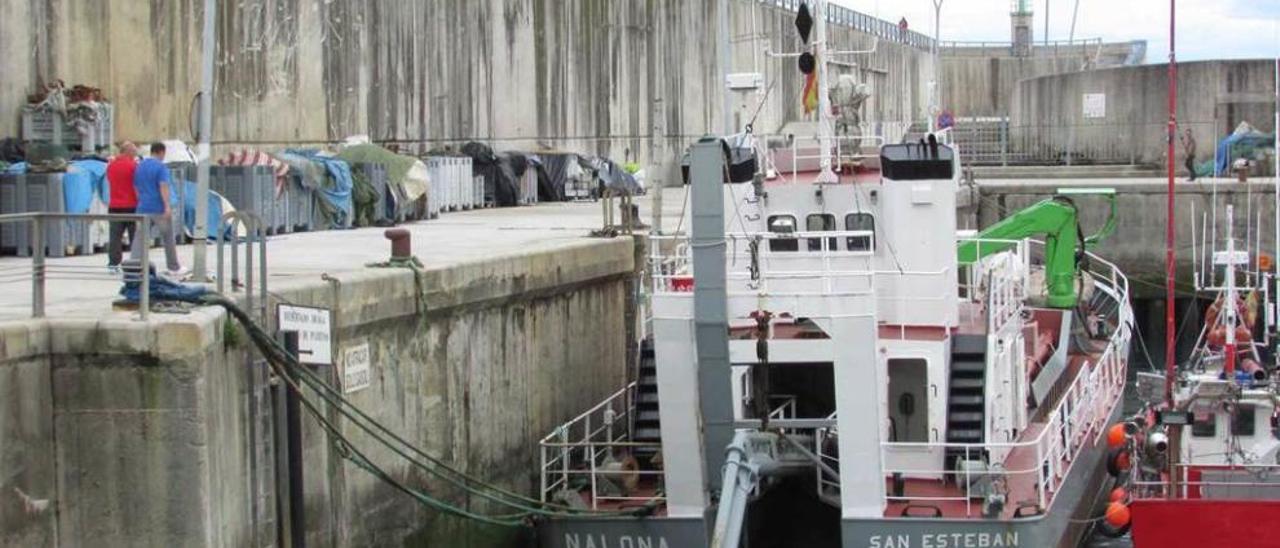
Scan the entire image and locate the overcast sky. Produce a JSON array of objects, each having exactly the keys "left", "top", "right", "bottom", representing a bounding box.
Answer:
[{"left": 833, "top": 0, "right": 1279, "bottom": 62}]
